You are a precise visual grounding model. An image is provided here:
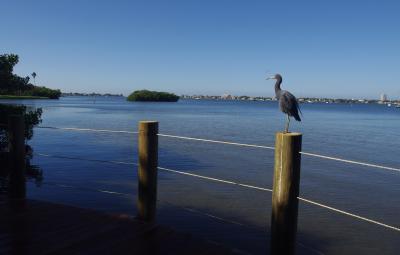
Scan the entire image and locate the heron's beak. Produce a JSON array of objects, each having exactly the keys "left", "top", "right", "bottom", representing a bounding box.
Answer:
[{"left": 266, "top": 76, "right": 275, "bottom": 80}]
